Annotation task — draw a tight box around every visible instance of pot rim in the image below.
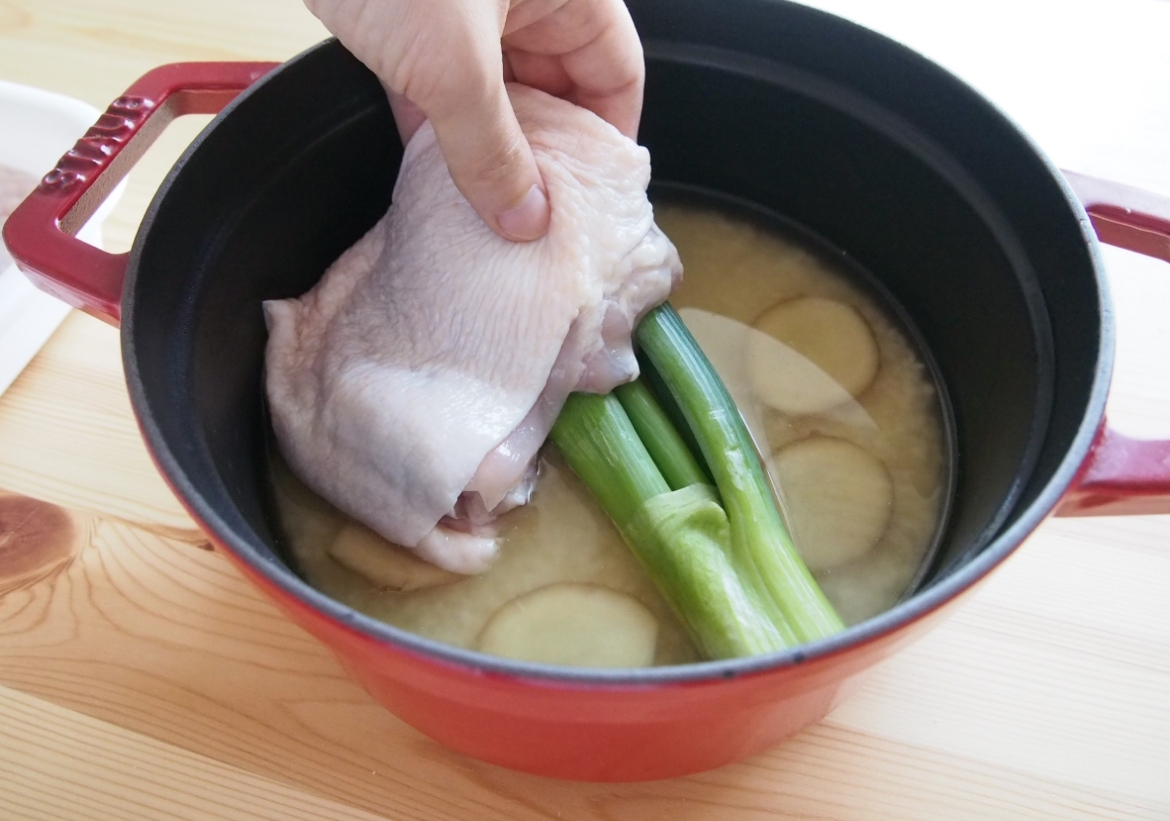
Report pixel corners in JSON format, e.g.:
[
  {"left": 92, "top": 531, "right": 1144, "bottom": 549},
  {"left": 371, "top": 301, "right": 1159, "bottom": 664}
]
[{"left": 121, "top": 35, "right": 1114, "bottom": 687}]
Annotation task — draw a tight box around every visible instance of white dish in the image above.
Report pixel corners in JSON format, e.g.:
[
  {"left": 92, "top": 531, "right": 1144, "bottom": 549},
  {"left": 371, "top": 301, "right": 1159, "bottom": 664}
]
[{"left": 0, "top": 79, "right": 126, "bottom": 397}]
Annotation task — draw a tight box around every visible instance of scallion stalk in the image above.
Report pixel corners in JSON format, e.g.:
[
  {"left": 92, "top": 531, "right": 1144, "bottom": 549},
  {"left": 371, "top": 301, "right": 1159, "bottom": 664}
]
[
  {"left": 635, "top": 304, "right": 844, "bottom": 643},
  {"left": 550, "top": 392, "right": 787, "bottom": 659},
  {"left": 614, "top": 380, "right": 709, "bottom": 492}
]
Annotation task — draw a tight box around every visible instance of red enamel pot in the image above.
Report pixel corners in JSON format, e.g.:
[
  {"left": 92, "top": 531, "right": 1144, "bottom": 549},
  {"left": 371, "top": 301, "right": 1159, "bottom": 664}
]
[{"left": 5, "top": 0, "right": 1170, "bottom": 782}]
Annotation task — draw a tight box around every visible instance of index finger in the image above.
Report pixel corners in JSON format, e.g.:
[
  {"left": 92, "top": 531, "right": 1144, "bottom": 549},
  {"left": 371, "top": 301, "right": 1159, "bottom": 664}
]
[{"left": 504, "top": 0, "right": 644, "bottom": 138}]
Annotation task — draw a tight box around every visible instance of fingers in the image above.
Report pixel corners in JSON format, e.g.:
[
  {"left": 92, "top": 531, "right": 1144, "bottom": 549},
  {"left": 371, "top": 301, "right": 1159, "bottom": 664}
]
[
  {"left": 559, "top": 7, "right": 644, "bottom": 138},
  {"left": 385, "top": 86, "right": 427, "bottom": 144},
  {"left": 418, "top": 56, "right": 550, "bottom": 242},
  {"left": 306, "top": 0, "right": 645, "bottom": 241},
  {"left": 503, "top": 50, "right": 575, "bottom": 99},
  {"left": 505, "top": 0, "right": 644, "bottom": 138},
  {"left": 306, "top": 0, "right": 549, "bottom": 242},
  {"left": 389, "top": 2, "right": 550, "bottom": 240}
]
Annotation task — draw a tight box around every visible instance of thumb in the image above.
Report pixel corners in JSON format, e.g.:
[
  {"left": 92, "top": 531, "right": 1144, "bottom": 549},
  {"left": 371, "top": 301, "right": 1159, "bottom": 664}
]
[{"left": 421, "top": 72, "right": 550, "bottom": 243}]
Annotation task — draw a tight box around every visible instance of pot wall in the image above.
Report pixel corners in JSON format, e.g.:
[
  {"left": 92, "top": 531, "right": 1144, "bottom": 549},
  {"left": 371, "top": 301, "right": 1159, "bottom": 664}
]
[
  {"left": 630, "top": 0, "right": 1104, "bottom": 577},
  {"left": 107, "top": 2, "right": 1111, "bottom": 781},
  {"left": 210, "top": 518, "right": 976, "bottom": 780}
]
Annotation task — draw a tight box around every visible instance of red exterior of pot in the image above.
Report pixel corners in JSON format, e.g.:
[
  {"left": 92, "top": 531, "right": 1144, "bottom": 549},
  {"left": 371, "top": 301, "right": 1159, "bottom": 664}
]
[
  {"left": 5, "top": 56, "right": 972, "bottom": 782},
  {"left": 205, "top": 512, "right": 964, "bottom": 781},
  {"left": 7, "top": 58, "right": 1170, "bottom": 782}
]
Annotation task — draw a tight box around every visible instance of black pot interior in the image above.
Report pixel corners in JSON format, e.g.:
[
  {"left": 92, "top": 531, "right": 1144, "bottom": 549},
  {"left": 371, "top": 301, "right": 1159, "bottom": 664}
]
[{"left": 124, "top": 0, "right": 1105, "bottom": 672}]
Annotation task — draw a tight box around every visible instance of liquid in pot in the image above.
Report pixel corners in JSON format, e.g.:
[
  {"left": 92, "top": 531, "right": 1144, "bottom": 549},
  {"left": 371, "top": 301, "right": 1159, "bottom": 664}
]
[{"left": 267, "top": 202, "right": 951, "bottom": 667}]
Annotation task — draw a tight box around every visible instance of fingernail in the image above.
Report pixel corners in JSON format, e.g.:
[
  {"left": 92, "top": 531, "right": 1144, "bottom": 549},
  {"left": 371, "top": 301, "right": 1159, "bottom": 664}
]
[{"left": 497, "top": 185, "right": 550, "bottom": 242}]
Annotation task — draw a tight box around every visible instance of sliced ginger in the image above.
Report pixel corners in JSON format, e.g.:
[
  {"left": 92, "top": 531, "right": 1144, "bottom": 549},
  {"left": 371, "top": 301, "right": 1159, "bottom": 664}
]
[
  {"left": 771, "top": 436, "right": 893, "bottom": 572},
  {"left": 329, "top": 524, "right": 462, "bottom": 591},
  {"left": 476, "top": 583, "right": 659, "bottom": 668},
  {"left": 748, "top": 296, "right": 880, "bottom": 415}
]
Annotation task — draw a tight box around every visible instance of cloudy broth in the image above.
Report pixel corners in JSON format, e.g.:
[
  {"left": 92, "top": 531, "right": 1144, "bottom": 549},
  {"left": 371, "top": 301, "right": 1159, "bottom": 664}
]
[{"left": 268, "top": 201, "right": 951, "bottom": 666}]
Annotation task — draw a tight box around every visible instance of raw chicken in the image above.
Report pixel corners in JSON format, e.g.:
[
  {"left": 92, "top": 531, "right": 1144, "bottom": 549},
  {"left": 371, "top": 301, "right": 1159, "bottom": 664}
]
[{"left": 264, "top": 85, "right": 681, "bottom": 574}]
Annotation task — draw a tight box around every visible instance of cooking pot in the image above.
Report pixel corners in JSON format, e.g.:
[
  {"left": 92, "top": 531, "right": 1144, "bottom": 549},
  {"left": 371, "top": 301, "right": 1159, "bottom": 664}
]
[{"left": 5, "top": 0, "right": 1170, "bottom": 782}]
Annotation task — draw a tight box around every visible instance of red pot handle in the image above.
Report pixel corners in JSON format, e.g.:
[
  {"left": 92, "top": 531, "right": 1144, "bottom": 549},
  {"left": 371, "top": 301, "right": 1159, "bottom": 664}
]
[
  {"left": 1, "top": 62, "right": 278, "bottom": 327},
  {"left": 1056, "top": 171, "right": 1170, "bottom": 516}
]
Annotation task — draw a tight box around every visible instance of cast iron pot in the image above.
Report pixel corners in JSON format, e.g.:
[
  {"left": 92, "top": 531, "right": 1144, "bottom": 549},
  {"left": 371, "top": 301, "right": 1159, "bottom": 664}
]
[{"left": 6, "top": 0, "right": 1170, "bottom": 782}]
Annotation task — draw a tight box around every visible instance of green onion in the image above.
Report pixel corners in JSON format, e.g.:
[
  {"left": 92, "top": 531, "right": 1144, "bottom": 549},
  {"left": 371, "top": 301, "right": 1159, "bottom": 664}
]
[
  {"left": 548, "top": 389, "right": 667, "bottom": 528},
  {"left": 550, "top": 302, "right": 843, "bottom": 660},
  {"left": 550, "top": 392, "right": 787, "bottom": 659},
  {"left": 614, "top": 380, "right": 709, "bottom": 491},
  {"left": 636, "top": 304, "right": 844, "bottom": 643}
]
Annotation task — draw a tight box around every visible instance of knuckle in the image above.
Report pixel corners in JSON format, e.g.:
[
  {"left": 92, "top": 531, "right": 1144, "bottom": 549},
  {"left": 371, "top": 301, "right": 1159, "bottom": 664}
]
[{"left": 470, "top": 135, "right": 530, "bottom": 192}]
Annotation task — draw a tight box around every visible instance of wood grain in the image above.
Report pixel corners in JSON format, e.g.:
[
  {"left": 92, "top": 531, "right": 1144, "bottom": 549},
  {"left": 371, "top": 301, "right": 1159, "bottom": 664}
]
[
  {"left": 2, "top": 0, "right": 1170, "bottom": 819},
  {"left": 0, "top": 508, "right": 1165, "bottom": 820},
  {"left": 0, "top": 313, "right": 200, "bottom": 537},
  {"left": 0, "top": 685, "right": 389, "bottom": 821},
  {"left": 0, "top": 492, "right": 81, "bottom": 593}
]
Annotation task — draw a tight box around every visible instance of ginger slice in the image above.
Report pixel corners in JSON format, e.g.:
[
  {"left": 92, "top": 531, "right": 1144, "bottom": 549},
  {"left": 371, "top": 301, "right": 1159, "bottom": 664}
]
[
  {"left": 329, "top": 524, "right": 462, "bottom": 591},
  {"left": 477, "top": 583, "right": 658, "bottom": 668},
  {"left": 771, "top": 436, "right": 893, "bottom": 571},
  {"left": 748, "top": 297, "right": 880, "bottom": 415}
]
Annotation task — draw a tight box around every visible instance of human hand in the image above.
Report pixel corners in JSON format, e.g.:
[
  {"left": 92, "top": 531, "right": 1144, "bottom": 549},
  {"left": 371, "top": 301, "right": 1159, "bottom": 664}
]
[{"left": 304, "top": 0, "right": 645, "bottom": 242}]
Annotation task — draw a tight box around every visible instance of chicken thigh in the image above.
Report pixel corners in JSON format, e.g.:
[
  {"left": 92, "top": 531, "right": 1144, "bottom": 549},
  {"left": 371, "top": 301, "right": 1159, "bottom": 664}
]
[{"left": 264, "top": 85, "right": 681, "bottom": 574}]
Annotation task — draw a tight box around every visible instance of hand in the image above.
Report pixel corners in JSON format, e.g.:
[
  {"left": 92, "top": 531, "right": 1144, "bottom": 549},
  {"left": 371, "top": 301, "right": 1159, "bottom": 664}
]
[{"left": 304, "top": 0, "right": 645, "bottom": 242}]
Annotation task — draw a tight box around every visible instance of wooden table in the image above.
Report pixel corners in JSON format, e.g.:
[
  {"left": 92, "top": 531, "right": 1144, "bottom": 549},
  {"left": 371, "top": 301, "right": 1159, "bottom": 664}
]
[{"left": 2, "top": 1, "right": 1168, "bottom": 818}]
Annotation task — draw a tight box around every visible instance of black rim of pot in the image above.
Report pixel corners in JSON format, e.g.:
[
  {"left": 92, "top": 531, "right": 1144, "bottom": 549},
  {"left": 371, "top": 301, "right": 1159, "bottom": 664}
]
[{"left": 121, "top": 34, "right": 1112, "bottom": 686}]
